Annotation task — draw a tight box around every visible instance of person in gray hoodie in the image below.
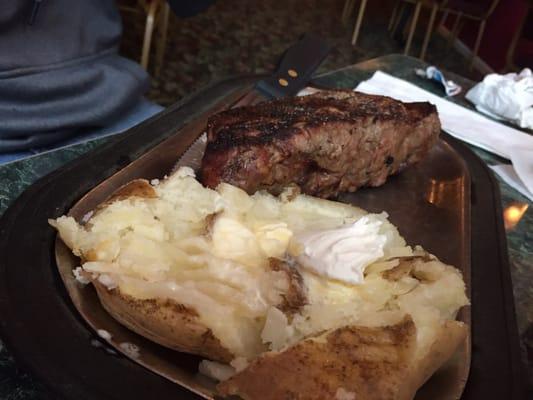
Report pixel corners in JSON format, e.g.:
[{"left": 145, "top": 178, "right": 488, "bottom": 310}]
[{"left": 0, "top": 0, "right": 213, "bottom": 164}]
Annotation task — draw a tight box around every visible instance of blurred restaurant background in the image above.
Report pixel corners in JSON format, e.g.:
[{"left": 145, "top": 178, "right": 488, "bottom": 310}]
[{"left": 117, "top": 0, "right": 532, "bottom": 106}]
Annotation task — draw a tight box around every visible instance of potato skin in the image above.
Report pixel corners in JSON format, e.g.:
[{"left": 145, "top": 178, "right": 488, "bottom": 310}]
[
  {"left": 85, "top": 179, "right": 235, "bottom": 363},
  {"left": 218, "top": 316, "right": 467, "bottom": 400},
  {"left": 93, "top": 281, "right": 234, "bottom": 363},
  {"left": 403, "top": 320, "right": 468, "bottom": 398}
]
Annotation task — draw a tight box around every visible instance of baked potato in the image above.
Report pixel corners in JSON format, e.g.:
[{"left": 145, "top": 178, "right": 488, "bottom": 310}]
[{"left": 50, "top": 167, "right": 469, "bottom": 399}]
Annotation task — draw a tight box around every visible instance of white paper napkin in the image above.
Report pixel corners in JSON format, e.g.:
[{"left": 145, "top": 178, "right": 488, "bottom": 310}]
[
  {"left": 489, "top": 164, "right": 533, "bottom": 202},
  {"left": 510, "top": 148, "right": 533, "bottom": 194},
  {"left": 355, "top": 71, "right": 533, "bottom": 197}
]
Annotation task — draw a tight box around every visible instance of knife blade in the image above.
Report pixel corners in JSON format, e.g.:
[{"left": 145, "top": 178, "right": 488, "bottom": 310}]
[{"left": 175, "top": 33, "right": 331, "bottom": 169}]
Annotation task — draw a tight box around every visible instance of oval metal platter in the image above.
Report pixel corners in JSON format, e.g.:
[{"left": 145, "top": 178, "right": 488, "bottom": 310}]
[{"left": 54, "top": 86, "right": 471, "bottom": 400}]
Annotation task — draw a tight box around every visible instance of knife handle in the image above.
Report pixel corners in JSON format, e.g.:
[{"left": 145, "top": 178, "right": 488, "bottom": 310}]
[{"left": 256, "top": 33, "right": 331, "bottom": 99}]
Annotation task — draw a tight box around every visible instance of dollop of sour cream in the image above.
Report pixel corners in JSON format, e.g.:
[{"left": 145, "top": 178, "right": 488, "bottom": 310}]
[{"left": 294, "top": 216, "right": 388, "bottom": 284}]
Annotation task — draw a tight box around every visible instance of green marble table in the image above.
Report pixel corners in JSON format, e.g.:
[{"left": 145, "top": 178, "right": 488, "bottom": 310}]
[{"left": 0, "top": 55, "right": 531, "bottom": 398}]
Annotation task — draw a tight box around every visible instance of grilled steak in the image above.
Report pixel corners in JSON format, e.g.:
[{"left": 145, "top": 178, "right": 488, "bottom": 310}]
[{"left": 200, "top": 90, "right": 440, "bottom": 198}]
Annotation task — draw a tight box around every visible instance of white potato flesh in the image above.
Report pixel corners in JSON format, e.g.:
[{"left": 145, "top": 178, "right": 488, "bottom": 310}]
[{"left": 51, "top": 167, "right": 468, "bottom": 360}]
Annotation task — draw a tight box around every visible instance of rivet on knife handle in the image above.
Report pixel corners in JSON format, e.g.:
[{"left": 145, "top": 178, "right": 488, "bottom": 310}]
[{"left": 256, "top": 33, "right": 331, "bottom": 99}]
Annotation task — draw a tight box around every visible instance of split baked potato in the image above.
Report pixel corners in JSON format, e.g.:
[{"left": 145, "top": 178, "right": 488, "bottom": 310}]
[{"left": 50, "top": 167, "right": 469, "bottom": 400}]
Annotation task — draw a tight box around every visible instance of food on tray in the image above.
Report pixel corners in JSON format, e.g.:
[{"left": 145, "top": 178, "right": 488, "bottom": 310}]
[
  {"left": 200, "top": 90, "right": 441, "bottom": 198},
  {"left": 50, "top": 167, "right": 468, "bottom": 400}
]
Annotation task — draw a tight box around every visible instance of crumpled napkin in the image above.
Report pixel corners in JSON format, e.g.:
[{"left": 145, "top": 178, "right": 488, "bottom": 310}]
[{"left": 466, "top": 68, "right": 533, "bottom": 129}]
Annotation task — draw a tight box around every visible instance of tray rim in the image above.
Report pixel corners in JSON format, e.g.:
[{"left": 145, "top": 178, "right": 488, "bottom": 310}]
[{"left": 0, "top": 76, "right": 525, "bottom": 400}]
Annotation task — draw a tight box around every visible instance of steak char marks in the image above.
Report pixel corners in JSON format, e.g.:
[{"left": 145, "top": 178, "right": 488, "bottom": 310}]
[{"left": 200, "top": 90, "right": 440, "bottom": 198}]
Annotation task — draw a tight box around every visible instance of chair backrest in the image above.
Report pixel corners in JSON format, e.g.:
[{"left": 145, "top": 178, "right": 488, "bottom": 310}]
[
  {"left": 443, "top": 0, "right": 501, "bottom": 20},
  {"left": 485, "top": 0, "right": 501, "bottom": 18}
]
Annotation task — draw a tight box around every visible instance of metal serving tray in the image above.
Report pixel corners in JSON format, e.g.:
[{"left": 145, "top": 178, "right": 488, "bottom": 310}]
[
  {"left": 0, "top": 76, "right": 525, "bottom": 400},
  {"left": 56, "top": 85, "right": 470, "bottom": 399}
]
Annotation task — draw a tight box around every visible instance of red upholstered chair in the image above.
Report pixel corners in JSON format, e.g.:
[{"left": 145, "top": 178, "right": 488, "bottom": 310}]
[
  {"left": 387, "top": 0, "right": 447, "bottom": 59},
  {"left": 344, "top": 0, "right": 445, "bottom": 58},
  {"left": 345, "top": 0, "right": 500, "bottom": 69},
  {"left": 505, "top": 0, "right": 533, "bottom": 71},
  {"left": 389, "top": 0, "right": 500, "bottom": 66},
  {"left": 438, "top": 0, "right": 501, "bottom": 68}
]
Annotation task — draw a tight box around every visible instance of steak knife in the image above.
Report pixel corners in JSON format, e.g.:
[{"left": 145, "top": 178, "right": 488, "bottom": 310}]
[{"left": 176, "top": 33, "right": 331, "bottom": 168}]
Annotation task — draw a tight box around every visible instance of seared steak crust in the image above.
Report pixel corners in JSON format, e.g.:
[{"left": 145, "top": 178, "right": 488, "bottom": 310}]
[{"left": 200, "top": 90, "right": 440, "bottom": 198}]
